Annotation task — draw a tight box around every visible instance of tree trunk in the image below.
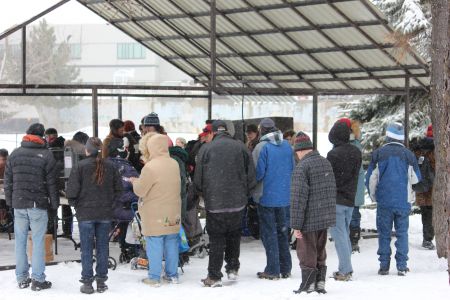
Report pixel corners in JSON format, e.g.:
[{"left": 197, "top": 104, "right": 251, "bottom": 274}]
[{"left": 430, "top": 0, "right": 450, "bottom": 284}]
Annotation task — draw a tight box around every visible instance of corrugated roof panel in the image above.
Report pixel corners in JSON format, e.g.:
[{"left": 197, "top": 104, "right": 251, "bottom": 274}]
[
  {"left": 270, "top": 75, "right": 299, "bottom": 80},
  {"left": 141, "top": 0, "right": 181, "bottom": 15},
  {"left": 195, "top": 15, "right": 240, "bottom": 34},
  {"left": 408, "top": 69, "right": 427, "bottom": 74},
  {"left": 302, "top": 74, "right": 334, "bottom": 80},
  {"left": 279, "top": 54, "right": 324, "bottom": 71},
  {"left": 322, "top": 27, "right": 371, "bottom": 46},
  {"left": 247, "top": 56, "right": 290, "bottom": 72},
  {"left": 111, "top": 1, "right": 151, "bottom": 18},
  {"left": 187, "top": 58, "right": 212, "bottom": 73},
  {"left": 379, "top": 78, "right": 405, "bottom": 88},
  {"left": 169, "top": 18, "right": 209, "bottom": 35},
  {"left": 279, "top": 82, "right": 312, "bottom": 89},
  {"left": 164, "top": 39, "right": 206, "bottom": 56},
  {"left": 247, "top": 0, "right": 284, "bottom": 6},
  {"left": 216, "top": 0, "right": 247, "bottom": 10},
  {"left": 345, "top": 80, "right": 383, "bottom": 89},
  {"left": 227, "top": 12, "right": 274, "bottom": 31},
  {"left": 261, "top": 8, "right": 309, "bottom": 28},
  {"left": 219, "top": 57, "right": 258, "bottom": 73},
  {"left": 311, "top": 81, "right": 347, "bottom": 90},
  {"left": 195, "top": 39, "right": 234, "bottom": 55},
  {"left": 170, "top": 59, "right": 202, "bottom": 76},
  {"left": 348, "top": 49, "right": 397, "bottom": 67},
  {"left": 335, "top": 72, "right": 370, "bottom": 78},
  {"left": 287, "top": 31, "right": 334, "bottom": 49},
  {"left": 371, "top": 70, "right": 406, "bottom": 76},
  {"left": 254, "top": 34, "right": 299, "bottom": 52},
  {"left": 248, "top": 82, "right": 280, "bottom": 88},
  {"left": 360, "top": 25, "right": 391, "bottom": 45},
  {"left": 386, "top": 49, "right": 419, "bottom": 66},
  {"left": 139, "top": 20, "right": 178, "bottom": 37},
  {"left": 171, "top": 0, "right": 209, "bottom": 14},
  {"left": 88, "top": 3, "right": 126, "bottom": 20},
  {"left": 417, "top": 77, "right": 431, "bottom": 85},
  {"left": 334, "top": 1, "right": 378, "bottom": 22},
  {"left": 142, "top": 40, "right": 177, "bottom": 56},
  {"left": 221, "top": 36, "right": 265, "bottom": 53},
  {"left": 242, "top": 76, "right": 268, "bottom": 80},
  {"left": 312, "top": 52, "right": 361, "bottom": 69},
  {"left": 116, "top": 22, "right": 150, "bottom": 39},
  {"left": 296, "top": 4, "right": 346, "bottom": 25}
]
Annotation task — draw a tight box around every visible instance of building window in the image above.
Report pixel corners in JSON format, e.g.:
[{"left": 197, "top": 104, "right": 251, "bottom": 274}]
[
  {"left": 117, "top": 43, "right": 146, "bottom": 59},
  {"left": 69, "top": 43, "right": 81, "bottom": 60}
]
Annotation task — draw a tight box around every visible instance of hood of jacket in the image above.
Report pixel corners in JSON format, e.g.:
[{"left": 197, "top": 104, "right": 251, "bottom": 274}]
[
  {"left": 169, "top": 146, "right": 188, "bottom": 163},
  {"left": 328, "top": 122, "right": 350, "bottom": 146},
  {"left": 49, "top": 136, "right": 65, "bottom": 148},
  {"left": 260, "top": 130, "right": 283, "bottom": 146},
  {"left": 21, "top": 135, "right": 46, "bottom": 148},
  {"left": 147, "top": 134, "right": 170, "bottom": 161}
]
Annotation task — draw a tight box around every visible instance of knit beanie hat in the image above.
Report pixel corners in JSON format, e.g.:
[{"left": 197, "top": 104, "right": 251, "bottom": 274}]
[
  {"left": 143, "top": 112, "right": 160, "bottom": 126},
  {"left": 386, "top": 122, "right": 405, "bottom": 142},
  {"left": 294, "top": 131, "right": 313, "bottom": 152},
  {"left": 337, "top": 118, "right": 352, "bottom": 129},
  {"left": 85, "top": 137, "right": 102, "bottom": 155},
  {"left": 26, "top": 123, "right": 45, "bottom": 137},
  {"left": 260, "top": 118, "right": 275, "bottom": 130},
  {"left": 123, "top": 120, "right": 136, "bottom": 133},
  {"left": 212, "top": 120, "right": 228, "bottom": 132},
  {"left": 426, "top": 124, "right": 433, "bottom": 138}
]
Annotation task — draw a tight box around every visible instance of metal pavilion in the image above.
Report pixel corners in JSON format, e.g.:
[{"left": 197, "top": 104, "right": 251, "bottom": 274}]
[{"left": 0, "top": 0, "right": 430, "bottom": 147}]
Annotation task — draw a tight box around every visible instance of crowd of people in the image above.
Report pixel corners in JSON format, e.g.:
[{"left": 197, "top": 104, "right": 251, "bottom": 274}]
[{"left": 0, "top": 113, "right": 436, "bottom": 294}]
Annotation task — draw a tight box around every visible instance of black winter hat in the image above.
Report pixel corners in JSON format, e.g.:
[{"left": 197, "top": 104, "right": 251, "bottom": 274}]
[
  {"left": 73, "top": 131, "right": 89, "bottom": 145},
  {"left": 212, "top": 120, "right": 227, "bottom": 132},
  {"left": 108, "top": 137, "right": 125, "bottom": 157},
  {"left": 26, "top": 123, "right": 45, "bottom": 137},
  {"left": 44, "top": 128, "right": 58, "bottom": 135},
  {"left": 143, "top": 112, "right": 160, "bottom": 126}
]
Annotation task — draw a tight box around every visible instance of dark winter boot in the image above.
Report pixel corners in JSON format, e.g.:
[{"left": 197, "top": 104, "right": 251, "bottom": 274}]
[
  {"left": 293, "top": 268, "right": 317, "bottom": 294},
  {"left": 96, "top": 278, "right": 108, "bottom": 293},
  {"left": 350, "top": 228, "right": 361, "bottom": 253},
  {"left": 31, "top": 279, "right": 52, "bottom": 291},
  {"left": 79, "top": 279, "right": 94, "bottom": 294},
  {"left": 315, "top": 266, "right": 327, "bottom": 294}
]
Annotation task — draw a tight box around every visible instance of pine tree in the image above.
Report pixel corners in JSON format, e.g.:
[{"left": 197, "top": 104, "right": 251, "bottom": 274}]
[
  {"left": 1, "top": 19, "right": 80, "bottom": 128},
  {"left": 345, "top": 0, "right": 431, "bottom": 154}
]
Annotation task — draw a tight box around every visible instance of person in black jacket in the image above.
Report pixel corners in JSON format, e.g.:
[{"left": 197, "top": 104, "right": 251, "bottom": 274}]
[
  {"left": 195, "top": 120, "right": 256, "bottom": 287},
  {"left": 326, "top": 121, "right": 362, "bottom": 281},
  {"left": 4, "top": 123, "right": 59, "bottom": 291},
  {"left": 66, "top": 137, "right": 122, "bottom": 294}
]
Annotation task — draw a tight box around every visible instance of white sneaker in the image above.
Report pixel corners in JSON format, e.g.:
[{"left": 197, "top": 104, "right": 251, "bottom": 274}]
[
  {"left": 163, "top": 276, "right": 179, "bottom": 284},
  {"left": 142, "top": 278, "right": 161, "bottom": 287},
  {"left": 227, "top": 271, "right": 239, "bottom": 281}
]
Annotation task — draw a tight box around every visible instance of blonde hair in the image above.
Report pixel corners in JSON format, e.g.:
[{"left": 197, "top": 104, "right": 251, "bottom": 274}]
[
  {"left": 351, "top": 120, "right": 361, "bottom": 140},
  {"left": 139, "top": 132, "right": 157, "bottom": 163}
]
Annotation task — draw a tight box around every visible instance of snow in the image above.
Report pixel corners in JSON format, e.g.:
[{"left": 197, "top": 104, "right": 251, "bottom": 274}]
[{"left": 0, "top": 212, "right": 448, "bottom": 300}]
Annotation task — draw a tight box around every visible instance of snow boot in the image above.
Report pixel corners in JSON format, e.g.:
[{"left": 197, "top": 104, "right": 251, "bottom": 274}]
[
  {"left": 96, "top": 278, "right": 108, "bottom": 293},
  {"left": 293, "top": 268, "right": 317, "bottom": 294},
  {"left": 397, "top": 268, "right": 410, "bottom": 276},
  {"left": 201, "top": 277, "right": 222, "bottom": 287},
  {"left": 18, "top": 278, "right": 31, "bottom": 289},
  {"left": 257, "top": 271, "right": 280, "bottom": 280},
  {"left": 315, "top": 266, "right": 327, "bottom": 294},
  {"left": 350, "top": 228, "right": 361, "bottom": 253},
  {"left": 79, "top": 279, "right": 94, "bottom": 294},
  {"left": 31, "top": 279, "right": 52, "bottom": 291},
  {"left": 422, "top": 240, "right": 435, "bottom": 250}
]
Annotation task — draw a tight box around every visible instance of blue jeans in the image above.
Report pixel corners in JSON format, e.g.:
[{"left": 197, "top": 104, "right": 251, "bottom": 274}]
[
  {"left": 350, "top": 206, "right": 361, "bottom": 230},
  {"left": 376, "top": 207, "right": 409, "bottom": 271},
  {"left": 258, "top": 205, "right": 292, "bottom": 276},
  {"left": 14, "top": 208, "right": 48, "bottom": 283},
  {"left": 330, "top": 205, "right": 354, "bottom": 274},
  {"left": 145, "top": 234, "right": 179, "bottom": 281},
  {"left": 79, "top": 221, "right": 111, "bottom": 281}
]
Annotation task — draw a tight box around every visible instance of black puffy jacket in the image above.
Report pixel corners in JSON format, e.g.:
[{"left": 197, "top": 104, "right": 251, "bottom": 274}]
[
  {"left": 326, "top": 122, "right": 362, "bottom": 207},
  {"left": 4, "top": 135, "right": 59, "bottom": 210},
  {"left": 194, "top": 132, "right": 256, "bottom": 212}
]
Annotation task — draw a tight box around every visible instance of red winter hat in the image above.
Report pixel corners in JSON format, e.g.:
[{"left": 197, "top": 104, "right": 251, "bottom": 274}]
[
  {"left": 199, "top": 124, "right": 213, "bottom": 137},
  {"left": 337, "top": 118, "right": 352, "bottom": 129},
  {"left": 123, "top": 120, "right": 135, "bottom": 133},
  {"left": 426, "top": 124, "right": 433, "bottom": 138}
]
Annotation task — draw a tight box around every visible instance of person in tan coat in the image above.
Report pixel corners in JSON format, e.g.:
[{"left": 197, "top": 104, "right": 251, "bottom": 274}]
[{"left": 131, "top": 133, "right": 181, "bottom": 287}]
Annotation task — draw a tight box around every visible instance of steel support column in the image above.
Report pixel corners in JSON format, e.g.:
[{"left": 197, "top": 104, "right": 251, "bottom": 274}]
[
  {"left": 209, "top": 0, "right": 216, "bottom": 120},
  {"left": 118, "top": 95, "right": 123, "bottom": 120},
  {"left": 313, "top": 94, "right": 318, "bottom": 150},
  {"left": 22, "top": 27, "right": 26, "bottom": 94},
  {"left": 92, "top": 88, "right": 99, "bottom": 137},
  {"left": 405, "top": 76, "right": 410, "bottom": 147}
]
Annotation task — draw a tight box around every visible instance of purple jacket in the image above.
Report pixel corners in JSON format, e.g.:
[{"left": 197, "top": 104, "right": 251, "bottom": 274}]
[{"left": 109, "top": 157, "right": 139, "bottom": 221}]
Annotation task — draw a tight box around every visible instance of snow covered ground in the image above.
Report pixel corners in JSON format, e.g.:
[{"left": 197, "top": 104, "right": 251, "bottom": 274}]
[{"left": 0, "top": 211, "right": 448, "bottom": 300}]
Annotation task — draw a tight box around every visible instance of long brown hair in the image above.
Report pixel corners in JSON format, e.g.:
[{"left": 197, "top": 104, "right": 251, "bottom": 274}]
[{"left": 86, "top": 137, "right": 105, "bottom": 185}]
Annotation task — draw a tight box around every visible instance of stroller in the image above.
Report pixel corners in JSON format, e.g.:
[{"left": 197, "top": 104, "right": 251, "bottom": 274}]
[{"left": 124, "top": 203, "right": 191, "bottom": 271}]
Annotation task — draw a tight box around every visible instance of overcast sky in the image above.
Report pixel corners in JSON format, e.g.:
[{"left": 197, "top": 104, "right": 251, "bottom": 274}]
[{"left": 0, "top": 0, "right": 104, "bottom": 33}]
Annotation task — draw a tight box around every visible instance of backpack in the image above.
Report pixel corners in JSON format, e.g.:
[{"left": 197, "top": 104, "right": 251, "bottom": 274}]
[{"left": 412, "top": 155, "right": 434, "bottom": 193}]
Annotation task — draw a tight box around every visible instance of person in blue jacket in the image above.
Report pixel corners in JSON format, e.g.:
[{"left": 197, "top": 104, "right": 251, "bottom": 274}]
[
  {"left": 365, "top": 122, "right": 421, "bottom": 276},
  {"left": 253, "top": 118, "right": 294, "bottom": 280}
]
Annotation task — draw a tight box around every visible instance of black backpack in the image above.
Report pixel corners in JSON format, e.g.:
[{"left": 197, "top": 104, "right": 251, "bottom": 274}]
[{"left": 412, "top": 155, "right": 434, "bottom": 193}]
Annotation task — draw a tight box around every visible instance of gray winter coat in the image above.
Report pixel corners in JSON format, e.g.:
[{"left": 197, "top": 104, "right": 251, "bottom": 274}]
[
  {"left": 194, "top": 132, "right": 256, "bottom": 212},
  {"left": 4, "top": 136, "right": 59, "bottom": 210},
  {"left": 290, "top": 151, "right": 336, "bottom": 232}
]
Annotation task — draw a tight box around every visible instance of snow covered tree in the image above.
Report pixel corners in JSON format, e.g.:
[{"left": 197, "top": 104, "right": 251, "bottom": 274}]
[
  {"left": 429, "top": 0, "right": 450, "bottom": 284},
  {"left": 0, "top": 19, "right": 80, "bottom": 128}
]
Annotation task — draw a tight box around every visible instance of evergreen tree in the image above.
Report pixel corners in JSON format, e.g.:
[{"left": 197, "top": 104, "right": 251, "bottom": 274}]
[
  {"left": 1, "top": 19, "right": 80, "bottom": 128},
  {"left": 345, "top": 0, "right": 431, "bottom": 155}
]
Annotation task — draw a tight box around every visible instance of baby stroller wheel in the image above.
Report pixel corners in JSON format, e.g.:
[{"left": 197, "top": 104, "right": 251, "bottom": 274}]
[
  {"left": 108, "top": 257, "right": 117, "bottom": 270},
  {"left": 196, "top": 247, "right": 208, "bottom": 259},
  {"left": 130, "top": 257, "right": 139, "bottom": 270}
]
